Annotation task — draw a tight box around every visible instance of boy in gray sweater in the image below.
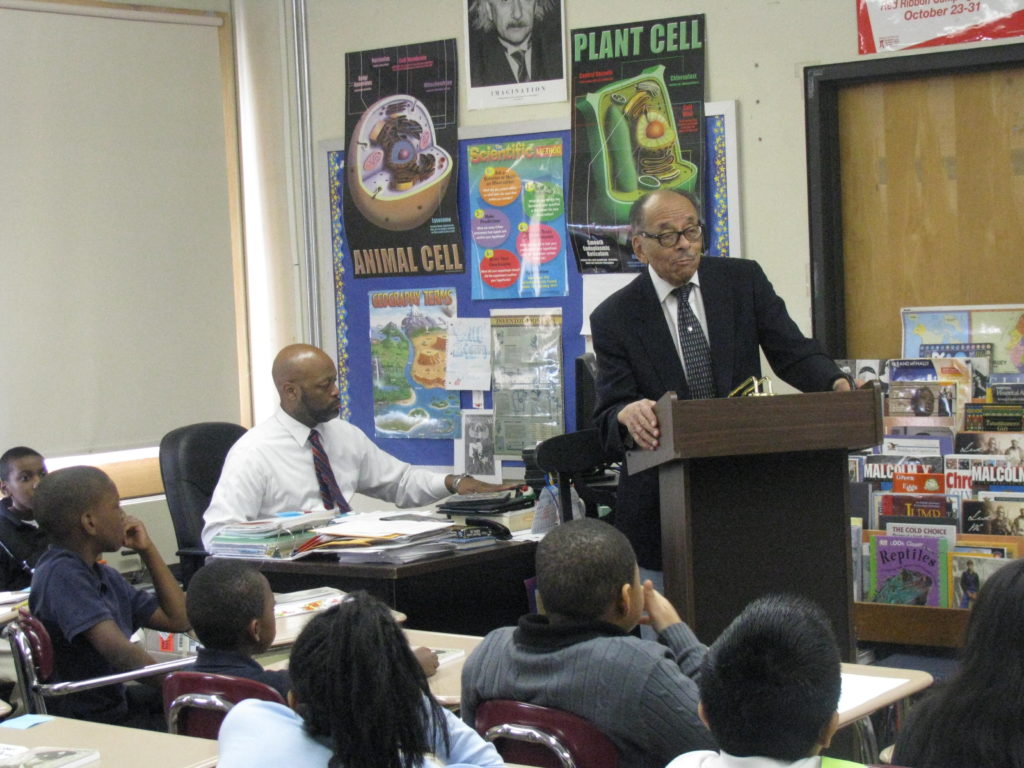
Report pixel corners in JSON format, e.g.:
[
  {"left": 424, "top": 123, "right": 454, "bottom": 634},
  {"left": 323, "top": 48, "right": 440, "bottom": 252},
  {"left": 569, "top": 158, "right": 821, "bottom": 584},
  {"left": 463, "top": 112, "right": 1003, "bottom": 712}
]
[{"left": 460, "top": 518, "right": 715, "bottom": 768}]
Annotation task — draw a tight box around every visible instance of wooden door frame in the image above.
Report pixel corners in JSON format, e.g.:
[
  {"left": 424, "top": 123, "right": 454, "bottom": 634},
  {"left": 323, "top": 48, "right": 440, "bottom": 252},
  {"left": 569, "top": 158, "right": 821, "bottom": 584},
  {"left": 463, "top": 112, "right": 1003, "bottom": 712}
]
[{"left": 804, "top": 42, "right": 1024, "bottom": 358}]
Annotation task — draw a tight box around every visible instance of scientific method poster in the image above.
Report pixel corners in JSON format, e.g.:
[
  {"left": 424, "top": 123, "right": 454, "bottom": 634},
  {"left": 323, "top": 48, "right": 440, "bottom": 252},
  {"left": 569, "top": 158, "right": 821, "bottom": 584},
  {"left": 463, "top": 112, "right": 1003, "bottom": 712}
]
[
  {"left": 344, "top": 39, "right": 464, "bottom": 279},
  {"left": 465, "top": 136, "right": 569, "bottom": 300},
  {"left": 567, "top": 15, "right": 706, "bottom": 273},
  {"left": 368, "top": 287, "right": 461, "bottom": 440}
]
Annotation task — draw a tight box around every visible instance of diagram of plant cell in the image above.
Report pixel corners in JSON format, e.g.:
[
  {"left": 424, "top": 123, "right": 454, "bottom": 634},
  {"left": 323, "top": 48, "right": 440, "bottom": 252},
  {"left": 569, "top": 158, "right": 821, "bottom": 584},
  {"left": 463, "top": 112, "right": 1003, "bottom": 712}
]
[
  {"left": 347, "top": 95, "right": 453, "bottom": 231},
  {"left": 576, "top": 65, "right": 698, "bottom": 222}
]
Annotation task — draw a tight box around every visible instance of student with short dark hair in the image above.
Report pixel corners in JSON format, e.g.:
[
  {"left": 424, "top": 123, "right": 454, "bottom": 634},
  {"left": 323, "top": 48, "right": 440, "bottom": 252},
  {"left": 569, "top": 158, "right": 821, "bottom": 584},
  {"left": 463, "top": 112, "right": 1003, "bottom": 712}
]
[
  {"left": 217, "top": 591, "right": 503, "bottom": 768},
  {"left": 667, "top": 594, "right": 856, "bottom": 768},
  {"left": 186, "top": 559, "right": 290, "bottom": 699},
  {"left": 893, "top": 558, "right": 1024, "bottom": 768},
  {"left": 461, "top": 518, "right": 715, "bottom": 768},
  {"left": 29, "top": 466, "right": 190, "bottom": 729},
  {"left": 0, "top": 446, "right": 50, "bottom": 590}
]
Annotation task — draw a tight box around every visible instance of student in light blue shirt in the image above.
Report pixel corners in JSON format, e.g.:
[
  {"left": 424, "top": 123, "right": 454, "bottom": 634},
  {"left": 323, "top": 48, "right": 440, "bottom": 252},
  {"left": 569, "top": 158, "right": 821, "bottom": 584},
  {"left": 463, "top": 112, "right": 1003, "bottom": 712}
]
[{"left": 218, "top": 591, "right": 502, "bottom": 768}]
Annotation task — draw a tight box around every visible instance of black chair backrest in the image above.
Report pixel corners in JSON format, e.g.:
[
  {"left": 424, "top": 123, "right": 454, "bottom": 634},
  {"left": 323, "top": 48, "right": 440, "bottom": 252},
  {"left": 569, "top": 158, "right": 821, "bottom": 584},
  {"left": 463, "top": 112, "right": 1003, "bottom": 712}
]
[
  {"left": 575, "top": 353, "right": 599, "bottom": 431},
  {"left": 535, "top": 429, "right": 617, "bottom": 522},
  {"left": 159, "top": 421, "right": 246, "bottom": 561}
]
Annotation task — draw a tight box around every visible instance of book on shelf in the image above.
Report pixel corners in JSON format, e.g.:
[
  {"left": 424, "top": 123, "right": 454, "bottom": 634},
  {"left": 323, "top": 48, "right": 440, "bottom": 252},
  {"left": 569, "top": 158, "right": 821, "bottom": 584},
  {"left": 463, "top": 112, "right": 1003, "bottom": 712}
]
[
  {"left": 886, "top": 381, "right": 956, "bottom": 419},
  {"left": 989, "top": 382, "right": 1024, "bottom": 404},
  {"left": 963, "top": 403, "right": 1024, "bottom": 432},
  {"left": 948, "top": 551, "right": 1012, "bottom": 609},
  {"left": 919, "top": 342, "right": 993, "bottom": 399},
  {"left": 869, "top": 535, "right": 949, "bottom": 607},
  {"left": 944, "top": 453, "right": 1024, "bottom": 497},
  {"left": 891, "top": 470, "right": 945, "bottom": 494},
  {"left": 882, "top": 517, "right": 957, "bottom": 544},
  {"left": 871, "top": 492, "right": 960, "bottom": 530},
  {"left": 886, "top": 357, "right": 973, "bottom": 420},
  {"left": 864, "top": 454, "right": 944, "bottom": 490},
  {"left": 961, "top": 498, "right": 1024, "bottom": 536},
  {"left": 848, "top": 455, "right": 865, "bottom": 483},
  {"left": 953, "top": 431, "right": 1024, "bottom": 456},
  {"left": 876, "top": 435, "right": 944, "bottom": 457}
]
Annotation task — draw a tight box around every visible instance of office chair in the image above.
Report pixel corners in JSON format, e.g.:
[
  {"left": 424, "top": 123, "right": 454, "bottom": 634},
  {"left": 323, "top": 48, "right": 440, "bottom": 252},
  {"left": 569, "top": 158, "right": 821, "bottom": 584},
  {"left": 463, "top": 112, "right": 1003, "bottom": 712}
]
[
  {"left": 163, "top": 671, "right": 286, "bottom": 739},
  {"left": 4, "top": 609, "right": 194, "bottom": 715},
  {"left": 535, "top": 429, "right": 618, "bottom": 523},
  {"left": 159, "top": 421, "right": 247, "bottom": 586},
  {"left": 475, "top": 699, "right": 619, "bottom": 768}
]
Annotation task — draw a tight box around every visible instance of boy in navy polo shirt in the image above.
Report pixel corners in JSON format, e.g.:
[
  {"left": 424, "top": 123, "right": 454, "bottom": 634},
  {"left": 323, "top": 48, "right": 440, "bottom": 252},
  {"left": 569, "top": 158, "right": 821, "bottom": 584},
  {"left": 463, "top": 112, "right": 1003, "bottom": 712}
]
[
  {"left": 186, "top": 559, "right": 291, "bottom": 700},
  {"left": 29, "top": 466, "right": 190, "bottom": 729},
  {"left": 0, "top": 446, "right": 50, "bottom": 590}
]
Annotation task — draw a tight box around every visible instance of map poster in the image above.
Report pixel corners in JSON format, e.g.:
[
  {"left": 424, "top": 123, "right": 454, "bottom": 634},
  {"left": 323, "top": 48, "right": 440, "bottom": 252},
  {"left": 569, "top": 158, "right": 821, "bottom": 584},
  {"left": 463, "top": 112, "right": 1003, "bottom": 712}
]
[
  {"left": 368, "top": 288, "right": 461, "bottom": 440},
  {"left": 465, "top": 136, "right": 569, "bottom": 300},
  {"left": 567, "top": 15, "right": 706, "bottom": 273},
  {"left": 902, "top": 305, "right": 1024, "bottom": 374},
  {"left": 344, "top": 39, "right": 464, "bottom": 279},
  {"left": 491, "top": 311, "right": 564, "bottom": 455}
]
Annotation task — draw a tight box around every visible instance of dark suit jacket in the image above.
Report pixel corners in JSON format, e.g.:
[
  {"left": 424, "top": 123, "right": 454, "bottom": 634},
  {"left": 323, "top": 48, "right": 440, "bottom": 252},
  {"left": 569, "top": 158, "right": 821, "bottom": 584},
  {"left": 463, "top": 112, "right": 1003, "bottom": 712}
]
[
  {"left": 469, "top": 24, "right": 562, "bottom": 87},
  {"left": 590, "top": 258, "right": 842, "bottom": 569}
]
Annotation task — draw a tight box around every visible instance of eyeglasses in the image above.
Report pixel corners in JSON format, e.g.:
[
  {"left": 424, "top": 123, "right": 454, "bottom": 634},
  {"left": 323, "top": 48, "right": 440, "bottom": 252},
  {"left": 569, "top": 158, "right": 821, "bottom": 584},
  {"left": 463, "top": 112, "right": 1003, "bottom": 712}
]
[{"left": 639, "top": 225, "right": 703, "bottom": 248}]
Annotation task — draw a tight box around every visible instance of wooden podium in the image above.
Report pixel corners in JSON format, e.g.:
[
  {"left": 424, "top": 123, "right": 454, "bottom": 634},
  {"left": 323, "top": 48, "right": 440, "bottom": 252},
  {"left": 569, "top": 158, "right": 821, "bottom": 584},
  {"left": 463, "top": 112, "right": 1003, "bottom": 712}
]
[{"left": 627, "top": 386, "right": 882, "bottom": 660}]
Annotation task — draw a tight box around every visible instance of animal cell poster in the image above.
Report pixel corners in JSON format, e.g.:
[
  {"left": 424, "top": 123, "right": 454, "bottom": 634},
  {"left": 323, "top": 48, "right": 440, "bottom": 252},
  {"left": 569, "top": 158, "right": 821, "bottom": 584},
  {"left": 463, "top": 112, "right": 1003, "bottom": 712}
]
[
  {"left": 344, "top": 39, "right": 465, "bottom": 279},
  {"left": 567, "top": 15, "right": 707, "bottom": 273},
  {"left": 465, "top": 136, "right": 569, "bottom": 300},
  {"left": 368, "top": 288, "right": 461, "bottom": 440}
]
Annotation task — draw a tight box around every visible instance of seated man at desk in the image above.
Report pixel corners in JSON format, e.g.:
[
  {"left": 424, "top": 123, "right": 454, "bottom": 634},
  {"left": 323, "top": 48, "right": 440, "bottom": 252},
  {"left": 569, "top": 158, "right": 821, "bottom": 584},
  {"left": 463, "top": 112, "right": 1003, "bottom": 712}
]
[
  {"left": 460, "top": 518, "right": 715, "bottom": 768},
  {"left": 202, "top": 344, "right": 510, "bottom": 548}
]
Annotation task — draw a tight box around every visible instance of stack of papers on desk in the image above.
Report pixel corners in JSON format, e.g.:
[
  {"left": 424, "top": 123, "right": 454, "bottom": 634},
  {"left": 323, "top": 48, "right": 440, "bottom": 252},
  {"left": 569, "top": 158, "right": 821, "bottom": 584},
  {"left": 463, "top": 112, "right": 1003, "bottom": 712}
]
[
  {"left": 291, "top": 512, "right": 458, "bottom": 562},
  {"left": 210, "top": 510, "right": 337, "bottom": 559}
]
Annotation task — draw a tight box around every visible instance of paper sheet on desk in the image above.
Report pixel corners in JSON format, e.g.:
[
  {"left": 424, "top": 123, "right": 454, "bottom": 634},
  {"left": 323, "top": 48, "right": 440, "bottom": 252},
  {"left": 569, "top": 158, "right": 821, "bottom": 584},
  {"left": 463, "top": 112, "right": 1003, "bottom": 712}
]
[{"left": 838, "top": 673, "right": 909, "bottom": 715}]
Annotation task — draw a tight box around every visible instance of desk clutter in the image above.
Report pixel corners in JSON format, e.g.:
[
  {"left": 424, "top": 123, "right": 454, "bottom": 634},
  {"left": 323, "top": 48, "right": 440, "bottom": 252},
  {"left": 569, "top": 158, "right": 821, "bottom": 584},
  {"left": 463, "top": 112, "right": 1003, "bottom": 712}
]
[{"left": 206, "top": 488, "right": 537, "bottom": 564}]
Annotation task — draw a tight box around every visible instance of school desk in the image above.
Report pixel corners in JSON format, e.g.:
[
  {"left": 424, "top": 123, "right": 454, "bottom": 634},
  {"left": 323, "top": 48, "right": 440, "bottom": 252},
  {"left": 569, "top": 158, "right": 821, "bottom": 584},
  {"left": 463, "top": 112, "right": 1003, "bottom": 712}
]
[
  {"left": 0, "top": 715, "right": 218, "bottom": 767},
  {"left": 254, "top": 540, "right": 536, "bottom": 635},
  {"left": 838, "top": 662, "right": 933, "bottom": 763}
]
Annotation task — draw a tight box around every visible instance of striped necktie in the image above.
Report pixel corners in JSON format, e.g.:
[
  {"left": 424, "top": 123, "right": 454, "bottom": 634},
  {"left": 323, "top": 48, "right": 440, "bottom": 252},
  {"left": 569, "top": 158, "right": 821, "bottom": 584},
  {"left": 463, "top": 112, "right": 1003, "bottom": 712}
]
[
  {"left": 673, "top": 283, "right": 716, "bottom": 399},
  {"left": 511, "top": 50, "right": 527, "bottom": 82},
  {"left": 308, "top": 429, "right": 351, "bottom": 512}
]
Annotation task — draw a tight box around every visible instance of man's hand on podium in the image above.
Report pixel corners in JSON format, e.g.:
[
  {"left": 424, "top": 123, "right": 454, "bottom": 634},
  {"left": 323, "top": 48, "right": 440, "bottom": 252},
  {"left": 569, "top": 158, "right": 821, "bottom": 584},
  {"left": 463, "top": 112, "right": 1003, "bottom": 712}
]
[{"left": 618, "top": 398, "right": 661, "bottom": 450}]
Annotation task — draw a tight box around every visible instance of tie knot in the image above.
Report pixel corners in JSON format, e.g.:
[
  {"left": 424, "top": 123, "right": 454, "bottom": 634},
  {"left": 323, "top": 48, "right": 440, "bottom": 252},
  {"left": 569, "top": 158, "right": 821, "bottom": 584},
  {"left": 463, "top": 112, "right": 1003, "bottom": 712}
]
[
  {"left": 309, "top": 429, "right": 322, "bottom": 446},
  {"left": 674, "top": 283, "right": 693, "bottom": 300}
]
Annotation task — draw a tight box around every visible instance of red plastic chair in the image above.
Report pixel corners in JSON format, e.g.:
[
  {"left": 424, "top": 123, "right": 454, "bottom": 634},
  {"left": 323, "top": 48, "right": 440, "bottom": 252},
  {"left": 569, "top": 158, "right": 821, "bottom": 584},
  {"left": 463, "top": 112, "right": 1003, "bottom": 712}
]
[
  {"left": 163, "top": 671, "right": 285, "bottom": 739},
  {"left": 4, "top": 608, "right": 194, "bottom": 715},
  {"left": 475, "top": 699, "right": 620, "bottom": 768}
]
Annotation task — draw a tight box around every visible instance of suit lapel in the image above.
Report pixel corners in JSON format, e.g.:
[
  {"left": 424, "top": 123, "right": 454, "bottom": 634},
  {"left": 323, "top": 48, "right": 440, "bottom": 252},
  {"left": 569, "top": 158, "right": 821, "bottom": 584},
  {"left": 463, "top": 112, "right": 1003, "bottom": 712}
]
[
  {"left": 699, "top": 260, "right": 735, "bottom": 395},
  {"left": 632, "top": 272, "right": 688, "bottom": 397}
]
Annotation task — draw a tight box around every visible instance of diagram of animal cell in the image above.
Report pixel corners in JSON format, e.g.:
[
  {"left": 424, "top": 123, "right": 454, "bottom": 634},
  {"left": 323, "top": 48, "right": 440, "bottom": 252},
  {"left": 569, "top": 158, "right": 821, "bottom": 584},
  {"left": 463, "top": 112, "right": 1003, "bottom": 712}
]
[{"left": 347, "top": 95, "right": 453, "bottom": 231}]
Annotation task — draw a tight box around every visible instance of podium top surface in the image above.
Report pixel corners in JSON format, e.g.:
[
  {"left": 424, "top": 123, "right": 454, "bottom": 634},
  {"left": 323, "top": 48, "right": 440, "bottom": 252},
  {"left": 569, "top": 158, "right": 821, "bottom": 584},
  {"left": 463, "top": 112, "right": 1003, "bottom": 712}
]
[{"left": 627, "top": 387, "right": 882, "bottom": 473}]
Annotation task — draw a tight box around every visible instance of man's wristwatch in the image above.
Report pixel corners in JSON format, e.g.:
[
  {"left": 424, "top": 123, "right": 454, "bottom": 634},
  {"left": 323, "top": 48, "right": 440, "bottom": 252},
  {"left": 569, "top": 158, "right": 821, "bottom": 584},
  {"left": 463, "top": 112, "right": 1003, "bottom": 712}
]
[{"left": 446, "top": 473, "right": 471, "bottom": 494}]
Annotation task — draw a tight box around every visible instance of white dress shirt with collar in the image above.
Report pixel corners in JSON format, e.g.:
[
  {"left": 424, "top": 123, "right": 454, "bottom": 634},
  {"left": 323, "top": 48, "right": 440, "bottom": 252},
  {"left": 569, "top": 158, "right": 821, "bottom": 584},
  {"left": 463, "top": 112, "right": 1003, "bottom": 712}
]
[{"left": 201, "top": 407, "right": 448, "bottom": 548}]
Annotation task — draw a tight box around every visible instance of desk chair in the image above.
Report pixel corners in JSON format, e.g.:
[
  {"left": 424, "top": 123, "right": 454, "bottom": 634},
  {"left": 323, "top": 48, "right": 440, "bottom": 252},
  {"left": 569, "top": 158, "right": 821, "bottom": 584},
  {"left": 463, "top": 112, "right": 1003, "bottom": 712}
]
[
  {"left": 535, "top": 429, "right": 618, "bottom": 523},
  {"left": 4, "top": 610, "right": 194, "bottom": 715},
  {"left": 475, "top": 699, "right": 619, "bottom": 768},
  {"left": 163, "top": 671, "right": 285, "bottom": 739},
  {"left": 159, "top": 421, "right": 247, "bottom": 586}
]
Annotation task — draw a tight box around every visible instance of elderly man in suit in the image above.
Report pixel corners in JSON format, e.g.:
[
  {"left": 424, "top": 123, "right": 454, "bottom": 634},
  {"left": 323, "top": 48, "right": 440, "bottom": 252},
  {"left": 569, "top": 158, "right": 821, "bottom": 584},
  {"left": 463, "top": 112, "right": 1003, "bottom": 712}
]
[
  {"left": 590, "top": 189, "right": 851, "bottom": 587},
  {"left": 468, "top": 0, "right": 562, "bottom": 87}
]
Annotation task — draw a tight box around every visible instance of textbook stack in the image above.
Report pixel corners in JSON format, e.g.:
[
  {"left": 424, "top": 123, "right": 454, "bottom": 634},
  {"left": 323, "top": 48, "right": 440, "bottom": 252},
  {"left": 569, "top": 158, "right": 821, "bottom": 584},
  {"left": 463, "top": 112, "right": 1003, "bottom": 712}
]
[{"left": 208, "top": 510, "right": 337, "bottom": 559}]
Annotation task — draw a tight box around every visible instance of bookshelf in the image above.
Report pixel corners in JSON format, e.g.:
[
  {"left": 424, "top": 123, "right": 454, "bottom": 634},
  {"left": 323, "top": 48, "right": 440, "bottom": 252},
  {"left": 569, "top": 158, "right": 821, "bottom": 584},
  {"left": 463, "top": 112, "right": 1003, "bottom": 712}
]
[{"left": 855, "top": 531, "right": 1024, "bottom": 647}]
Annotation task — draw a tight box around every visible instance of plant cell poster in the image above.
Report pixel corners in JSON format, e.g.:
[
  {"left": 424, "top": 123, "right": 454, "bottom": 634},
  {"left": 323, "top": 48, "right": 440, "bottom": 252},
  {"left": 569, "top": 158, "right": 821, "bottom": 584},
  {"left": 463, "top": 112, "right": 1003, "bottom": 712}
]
[
  {"left": 567, "top": 15, "right": 706, "bottom": 273},
  {"left": 465, "top": 136, "right": 569, "bottom": 300}
]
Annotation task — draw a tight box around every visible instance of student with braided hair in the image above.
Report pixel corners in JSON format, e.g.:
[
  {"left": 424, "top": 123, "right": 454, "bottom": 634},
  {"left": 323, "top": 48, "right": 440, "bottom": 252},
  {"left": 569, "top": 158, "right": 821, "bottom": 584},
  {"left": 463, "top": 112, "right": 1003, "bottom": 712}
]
[{"left": 217, "top": 591, "right": 502, "bottom": 768}]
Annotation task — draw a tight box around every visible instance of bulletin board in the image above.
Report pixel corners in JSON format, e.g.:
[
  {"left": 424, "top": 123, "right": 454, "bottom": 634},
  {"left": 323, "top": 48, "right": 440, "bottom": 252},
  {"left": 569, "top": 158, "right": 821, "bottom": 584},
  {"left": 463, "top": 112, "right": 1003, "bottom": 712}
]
[{"left": 327, "top": 129, "right": 582, "bottom": 468}]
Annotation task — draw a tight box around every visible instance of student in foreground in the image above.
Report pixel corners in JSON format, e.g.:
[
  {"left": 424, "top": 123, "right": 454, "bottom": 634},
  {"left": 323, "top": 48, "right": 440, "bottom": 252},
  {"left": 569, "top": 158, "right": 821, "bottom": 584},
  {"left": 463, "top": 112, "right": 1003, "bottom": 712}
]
[
  {"left": 186, "top": 559, "right": 291, "bottom": 700},
  {"left": 460, "top": 518, "right": 715, "bottom": 768},
  {"left": 217, "top": 591, "right": 503, "bottom": 768},
  {"left": 892, "top": 557, "right": 1024, "bottom": 768},
  {"left": 0, "top": 446, "right": 51, "bottom": 590},
  {"left": 666, "top": 594, "right": 859, "bottom": 768},
  {"left": 29, "top": 466, "right": 190, "bottom": 729}
]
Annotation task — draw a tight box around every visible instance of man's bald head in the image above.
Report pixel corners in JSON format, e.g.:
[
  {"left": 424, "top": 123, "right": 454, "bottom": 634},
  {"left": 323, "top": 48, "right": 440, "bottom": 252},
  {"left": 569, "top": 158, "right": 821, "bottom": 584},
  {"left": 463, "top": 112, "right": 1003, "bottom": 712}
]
[{"left": 272, "top": 344, "right": 340, "bottom": 427}]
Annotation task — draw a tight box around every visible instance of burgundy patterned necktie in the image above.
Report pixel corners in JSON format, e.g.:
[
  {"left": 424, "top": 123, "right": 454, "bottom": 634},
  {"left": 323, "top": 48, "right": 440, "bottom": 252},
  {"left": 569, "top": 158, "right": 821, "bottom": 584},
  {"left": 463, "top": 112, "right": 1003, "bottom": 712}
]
[
  {"left": 673, "top": 283, "right": 716, "bottom": 399},
  {"left": 308, "top": 429, "right": 351, "bottom": 512}
]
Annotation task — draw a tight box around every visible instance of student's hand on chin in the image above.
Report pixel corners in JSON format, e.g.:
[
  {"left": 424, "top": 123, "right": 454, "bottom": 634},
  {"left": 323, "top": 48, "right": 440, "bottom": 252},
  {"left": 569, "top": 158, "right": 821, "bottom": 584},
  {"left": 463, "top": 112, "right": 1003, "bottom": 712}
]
[{"left": 122, "top": 515, "right": 152, "bottom": 552}]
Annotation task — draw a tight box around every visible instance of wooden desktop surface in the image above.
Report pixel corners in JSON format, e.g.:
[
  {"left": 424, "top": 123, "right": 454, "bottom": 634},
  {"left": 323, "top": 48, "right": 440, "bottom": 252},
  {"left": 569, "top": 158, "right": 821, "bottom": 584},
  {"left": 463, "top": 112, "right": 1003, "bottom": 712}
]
[
  {"left": 0, "top": 716, "right": 218, "bottom": 767},
  {"left": 837, "top": 662, "right": 933, "bottom": 728}
]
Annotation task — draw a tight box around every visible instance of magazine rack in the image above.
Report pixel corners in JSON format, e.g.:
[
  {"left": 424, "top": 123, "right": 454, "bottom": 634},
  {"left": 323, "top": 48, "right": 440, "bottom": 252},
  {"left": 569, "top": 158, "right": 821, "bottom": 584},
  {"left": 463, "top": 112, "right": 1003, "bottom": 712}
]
[{"left": 627, "top": 385, "right": 882, "bottom": 660}]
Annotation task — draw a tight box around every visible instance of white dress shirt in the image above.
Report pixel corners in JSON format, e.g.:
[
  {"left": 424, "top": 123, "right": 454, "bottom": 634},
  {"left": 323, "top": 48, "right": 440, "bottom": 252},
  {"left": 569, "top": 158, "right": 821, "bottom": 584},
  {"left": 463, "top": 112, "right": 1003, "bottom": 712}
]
[
  {"left": 201, "top": 407, "right": 448, "bottom": 548},
  {"left": 667, "top": 750, "right": 828, "bottom": 768},
  {"left": 648, "top": 269, "right": 709, "bottom": 378}
]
